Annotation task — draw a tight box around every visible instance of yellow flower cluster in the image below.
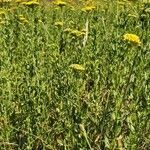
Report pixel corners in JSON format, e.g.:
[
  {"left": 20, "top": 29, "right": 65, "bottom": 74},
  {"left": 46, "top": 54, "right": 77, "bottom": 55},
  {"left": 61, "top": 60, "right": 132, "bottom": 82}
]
[
  {"left": 70, "top": 29, "right": 85, "bottom": 37},
  {"left": 81, "top": 6, "right": 95, "bottom": 12},
  {"left": 123, "top": 33, "right": 141, "bottom": 45},
  {"left": 54, "top": 0, "right": 67, "bottom": 7},
  {"left": 69, "top": 64, "right": 85, "bottom": 71},
  {"left": 21, "top": 0, "right": 39, "bottom": 6},
  {"left": 64, "top": 28, "right": 85, "bottom": 37}
]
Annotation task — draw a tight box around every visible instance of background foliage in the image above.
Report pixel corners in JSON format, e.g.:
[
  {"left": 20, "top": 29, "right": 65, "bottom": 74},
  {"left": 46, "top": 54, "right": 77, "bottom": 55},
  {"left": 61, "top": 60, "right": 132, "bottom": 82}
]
[{"left": 0, "top": 0, "right": 150, "bottom": 149}]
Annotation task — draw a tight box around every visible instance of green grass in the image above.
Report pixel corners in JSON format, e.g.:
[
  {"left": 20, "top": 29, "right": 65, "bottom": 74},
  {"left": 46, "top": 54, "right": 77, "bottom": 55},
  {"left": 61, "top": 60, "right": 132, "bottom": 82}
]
[{"left": 0, "top": 0, "right": 150, "bottom": 149}]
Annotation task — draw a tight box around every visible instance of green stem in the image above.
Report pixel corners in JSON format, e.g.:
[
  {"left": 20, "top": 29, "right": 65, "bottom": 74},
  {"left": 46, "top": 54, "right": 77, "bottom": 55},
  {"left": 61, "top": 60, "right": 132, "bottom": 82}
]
[{"left": 123, "top": 48, "right": 139, "bottom": 100}]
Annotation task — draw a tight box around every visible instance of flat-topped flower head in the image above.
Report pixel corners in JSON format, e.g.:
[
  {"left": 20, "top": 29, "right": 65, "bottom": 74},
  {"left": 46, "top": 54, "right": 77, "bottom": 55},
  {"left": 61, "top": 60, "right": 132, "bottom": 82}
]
[
  {"left": 54, "top": 1, "right": 67, "bottom": 7},
  {"left": 81, "top": 6, "right": 95, "bottom": 13},
  {"left": 70, "top": 29, "right": 85, "bottom": 37},
  {"left": 21, "top": 1, "right": 39, "bottom": 6},
  {"left": 69, "top": 64, "right": 85, "bottom": 71},
  {"left": 123, "top": 33, "right": 141, "bottom": 45}
]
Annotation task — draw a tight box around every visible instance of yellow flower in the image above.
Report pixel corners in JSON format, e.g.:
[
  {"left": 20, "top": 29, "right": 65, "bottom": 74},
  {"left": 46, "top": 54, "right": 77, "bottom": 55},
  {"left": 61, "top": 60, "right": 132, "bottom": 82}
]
[
  {"left": 123, "top": 33, "right": 141, "bottom": 45},
  {"left": 21, "top": 1, "right": 39, "bottom": 6},
  {"left": 54, "top": 21, "right": 63, "bottom": 27},
  {"left": 70, "top": 29, "right": 85, "bottom": 37},
  {"left": 54, "top": 1, "right": 67, "bottom": 7},
  {"left": 69, "top": 64, "right": 85, "bottom": 71},
  {"left": 81, "top": 6, "right": 95, "bottom": 12}
]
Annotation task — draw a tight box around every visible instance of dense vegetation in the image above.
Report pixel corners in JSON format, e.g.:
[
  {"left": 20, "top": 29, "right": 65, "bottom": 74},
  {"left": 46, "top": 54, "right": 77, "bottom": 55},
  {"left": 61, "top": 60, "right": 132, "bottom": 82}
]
[{"left": 0, "top": 0, "right": 150, "bottom": 149}]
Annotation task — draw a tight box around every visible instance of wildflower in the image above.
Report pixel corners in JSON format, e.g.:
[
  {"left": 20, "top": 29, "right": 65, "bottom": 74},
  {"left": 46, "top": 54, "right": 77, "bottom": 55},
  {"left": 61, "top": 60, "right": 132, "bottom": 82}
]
[
  {"left": 69, "top": 64, "right": 85, "bottom": 71},
  {"left": 54, "top": 21, "right": 63, "bottom": 27},
  {"left": 123, "top": 33, "right": 141, "bottom": 45},
  {"left": 81, "top": 6, "right": 95, "bottom": 13},
  {"left": 70, "top": 29, "right": 85, "bottom": 37},
  {"left": 54, "top": 0, "right": 67, "bottom": 7},
  {"left": 21, "top": 1, "right": 39, "bottom": 6}
]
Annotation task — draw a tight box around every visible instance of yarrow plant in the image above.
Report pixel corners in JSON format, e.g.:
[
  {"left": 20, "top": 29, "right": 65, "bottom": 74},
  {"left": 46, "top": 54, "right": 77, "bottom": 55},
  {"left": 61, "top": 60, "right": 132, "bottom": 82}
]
[
  {"left": 69, "top": 64, "right": 85, "bottom": 71},
  {"left": 21, "top": 0, "right": 39, "bottom": 6},
  {"left": 70, "top": 29, "right": 85, "bottom": 37},
  {"left": 54, "top": 0, "right": 67, "bottom": 7},
  {"left": 81, "top": 6, "right": 96, "bottom": 13},
  {"left": 123, "top": 33, "right": 141, "bottom": 45}
]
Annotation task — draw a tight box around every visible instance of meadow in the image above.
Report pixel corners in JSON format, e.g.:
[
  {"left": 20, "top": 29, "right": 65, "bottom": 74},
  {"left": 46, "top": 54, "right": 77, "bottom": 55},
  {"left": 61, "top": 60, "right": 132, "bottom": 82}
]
[{"left": 0, "top": 0, "right": 150, "bottom": 149}]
